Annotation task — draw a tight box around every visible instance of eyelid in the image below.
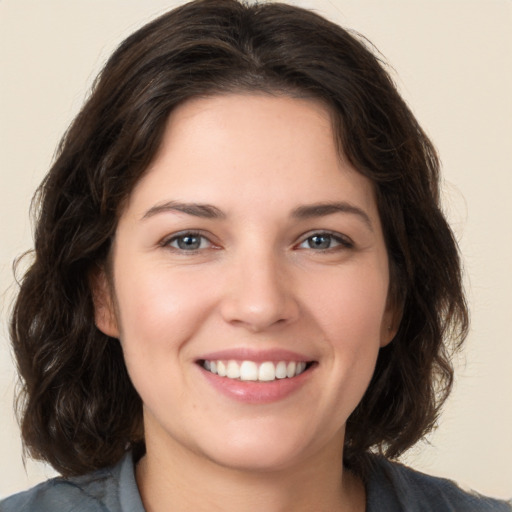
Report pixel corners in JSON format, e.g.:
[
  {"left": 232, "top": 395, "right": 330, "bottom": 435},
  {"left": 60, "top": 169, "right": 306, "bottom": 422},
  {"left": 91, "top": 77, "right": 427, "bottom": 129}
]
[
  {"left": 295, "top": 230, "right": 354, "bottom": 250},
  {"left": 159, "top": 230, "right": 219, "bottom": 251},
  {"left": 159, "top": 229, "right": 353, "bottom": 252}
]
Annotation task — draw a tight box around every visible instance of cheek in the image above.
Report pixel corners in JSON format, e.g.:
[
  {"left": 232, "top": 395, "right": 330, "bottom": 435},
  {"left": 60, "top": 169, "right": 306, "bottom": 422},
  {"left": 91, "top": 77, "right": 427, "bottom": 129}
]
[
  {"left": 114, "top": 265, "right": 215, "bottom": 358},
  {"left": 112, "top": 268, "right": 208, "bottom": 411},
  {"left": 309, "top": 264, "right": 389, "bottom": 390},
  {"left": 311, "top": 264, "right": 389, "bottom": 341}
]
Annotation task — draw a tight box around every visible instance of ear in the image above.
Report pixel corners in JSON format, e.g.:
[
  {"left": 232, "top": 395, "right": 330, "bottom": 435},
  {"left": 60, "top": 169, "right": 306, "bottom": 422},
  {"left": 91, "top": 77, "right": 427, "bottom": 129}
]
[
  {"left": 380, "top": 295, "right": 403, "bottom": 348},
  {"left": 89, "top": 266, "right": 120, "bottom": 338}
]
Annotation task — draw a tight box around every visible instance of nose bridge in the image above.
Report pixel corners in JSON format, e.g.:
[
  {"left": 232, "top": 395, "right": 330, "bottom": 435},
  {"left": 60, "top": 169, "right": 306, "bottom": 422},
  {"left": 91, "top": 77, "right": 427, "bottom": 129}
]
[{"left": 220, "top": 242, "right": 299, "bottom": 331}]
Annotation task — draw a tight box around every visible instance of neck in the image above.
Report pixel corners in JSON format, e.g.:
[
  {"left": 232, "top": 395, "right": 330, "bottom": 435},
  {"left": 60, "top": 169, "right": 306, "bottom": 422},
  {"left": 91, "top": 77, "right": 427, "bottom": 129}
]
[{"left": 136, "top": 431, "right": 365, "bottom": 512}]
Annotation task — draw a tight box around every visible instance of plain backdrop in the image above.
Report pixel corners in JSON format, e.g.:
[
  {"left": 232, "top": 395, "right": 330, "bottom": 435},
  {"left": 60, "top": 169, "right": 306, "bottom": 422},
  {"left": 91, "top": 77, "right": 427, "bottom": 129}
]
[{"left": 1, "top": 0, "right": 511, "bottom": 500}]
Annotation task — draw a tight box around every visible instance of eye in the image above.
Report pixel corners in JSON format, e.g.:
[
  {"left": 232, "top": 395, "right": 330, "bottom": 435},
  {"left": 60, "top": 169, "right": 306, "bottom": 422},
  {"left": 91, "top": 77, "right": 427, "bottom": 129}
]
[
  {"left": 297, "top": 232, "right": 353, "bottom": 251},
  {"left": 164, "top": 232, "right": 213, "bottom": 251}
]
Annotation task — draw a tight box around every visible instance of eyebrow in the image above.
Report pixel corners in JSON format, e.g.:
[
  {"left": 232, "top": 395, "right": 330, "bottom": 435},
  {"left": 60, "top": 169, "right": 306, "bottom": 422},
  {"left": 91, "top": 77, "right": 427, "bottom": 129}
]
[
  {"left": 291, "top": 202, "right": 373, "bottom": 231},
  {"left": 142, "top": 201, "right": 226, "bottom": 220},
  {"left": 142, "top": 199, "right": 373, "bottom": 230}
]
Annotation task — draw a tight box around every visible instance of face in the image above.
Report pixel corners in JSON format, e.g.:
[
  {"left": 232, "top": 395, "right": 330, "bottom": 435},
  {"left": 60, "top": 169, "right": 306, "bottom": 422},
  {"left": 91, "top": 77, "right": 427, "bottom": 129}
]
[{"left": 95, "top": 94, "right": 396, "bottom": 473}]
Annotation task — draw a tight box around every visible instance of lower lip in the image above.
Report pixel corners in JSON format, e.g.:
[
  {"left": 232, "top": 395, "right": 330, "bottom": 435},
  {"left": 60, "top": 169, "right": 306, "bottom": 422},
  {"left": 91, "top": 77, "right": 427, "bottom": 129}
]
[{"left": 199, "top": 365, "right": 314, "bottom": 404}]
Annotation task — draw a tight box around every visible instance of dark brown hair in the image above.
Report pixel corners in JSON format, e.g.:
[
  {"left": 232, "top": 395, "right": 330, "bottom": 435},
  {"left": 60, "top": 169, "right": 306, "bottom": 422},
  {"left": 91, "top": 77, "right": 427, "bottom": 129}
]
[{"left": 11, "top": 0, "right": 468, "bottom": 476}]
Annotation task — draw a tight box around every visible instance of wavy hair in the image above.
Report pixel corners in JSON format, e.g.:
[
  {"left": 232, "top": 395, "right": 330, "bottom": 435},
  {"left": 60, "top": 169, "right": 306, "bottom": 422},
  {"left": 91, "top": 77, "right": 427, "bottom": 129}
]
[{"left": 10, "top": 0, "right": 468, "bottom": 476}]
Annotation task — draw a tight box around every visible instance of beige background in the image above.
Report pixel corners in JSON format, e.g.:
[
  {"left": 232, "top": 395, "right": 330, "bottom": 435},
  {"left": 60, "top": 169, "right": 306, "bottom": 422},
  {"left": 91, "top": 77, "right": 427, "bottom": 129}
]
[{"left": 1, "top": 0, "right": 511, "bottom": 500}]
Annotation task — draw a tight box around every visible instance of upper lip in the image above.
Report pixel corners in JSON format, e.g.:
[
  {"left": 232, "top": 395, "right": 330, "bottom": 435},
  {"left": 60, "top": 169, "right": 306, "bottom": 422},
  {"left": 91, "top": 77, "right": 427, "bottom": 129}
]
[{"left": 196, "top": 348, "right": 314, "bottom": 363}]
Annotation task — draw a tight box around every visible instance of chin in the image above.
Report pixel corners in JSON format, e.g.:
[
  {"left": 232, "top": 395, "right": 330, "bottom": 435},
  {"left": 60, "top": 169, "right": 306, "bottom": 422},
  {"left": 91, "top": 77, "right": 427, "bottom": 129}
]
[
  {"left": 192, "top": 418, "right": 336, "bottom": 474},
  {"left": 204, "top": 442, "right": 306, "bottom": 474}
]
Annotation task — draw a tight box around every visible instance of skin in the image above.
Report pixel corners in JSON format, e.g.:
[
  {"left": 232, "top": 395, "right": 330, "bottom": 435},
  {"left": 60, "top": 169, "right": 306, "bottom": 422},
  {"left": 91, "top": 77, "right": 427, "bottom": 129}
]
[{"left": 94, "top": 94, "right": 398, "bottom": 512}]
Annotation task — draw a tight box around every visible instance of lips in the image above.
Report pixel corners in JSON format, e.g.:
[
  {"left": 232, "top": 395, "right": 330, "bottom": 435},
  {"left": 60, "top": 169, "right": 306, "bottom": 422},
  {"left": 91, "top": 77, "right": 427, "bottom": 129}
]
[{"left": 196, "top": 349, "right": 316, "bottom": 403}]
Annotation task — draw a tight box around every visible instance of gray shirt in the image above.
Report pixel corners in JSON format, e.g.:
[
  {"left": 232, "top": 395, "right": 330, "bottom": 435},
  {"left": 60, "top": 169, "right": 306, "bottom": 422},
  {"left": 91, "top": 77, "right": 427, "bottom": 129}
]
[{"left": 1, "top": 452, "right": 510, "bottom": 511}]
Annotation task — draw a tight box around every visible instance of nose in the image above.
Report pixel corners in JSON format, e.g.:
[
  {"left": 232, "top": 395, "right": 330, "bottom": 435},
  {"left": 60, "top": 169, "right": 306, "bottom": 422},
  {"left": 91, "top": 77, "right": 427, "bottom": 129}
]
[{"left": 220, "top": 250, "right": 300, "bottom": 332}]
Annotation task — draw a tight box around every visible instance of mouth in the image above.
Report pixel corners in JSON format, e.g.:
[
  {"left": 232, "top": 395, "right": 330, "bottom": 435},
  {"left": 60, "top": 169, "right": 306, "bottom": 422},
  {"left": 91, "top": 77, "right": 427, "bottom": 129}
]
[{"left": 198, "top": 359, "right": 315, "bottom": 382}]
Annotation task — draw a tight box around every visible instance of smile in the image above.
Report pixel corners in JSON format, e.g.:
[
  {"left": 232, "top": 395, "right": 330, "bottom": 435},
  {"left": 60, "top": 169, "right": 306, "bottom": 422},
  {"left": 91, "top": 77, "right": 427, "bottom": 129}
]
[{"left": 201, "top": 360, "right": 310, "bottom": 382}]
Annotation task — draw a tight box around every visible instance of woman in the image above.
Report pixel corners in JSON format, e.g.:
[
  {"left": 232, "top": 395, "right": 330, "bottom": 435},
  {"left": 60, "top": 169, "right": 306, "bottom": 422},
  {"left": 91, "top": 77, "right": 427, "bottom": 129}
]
[{"left": 2, "top": 1, "right": 510, "bottom": 510}]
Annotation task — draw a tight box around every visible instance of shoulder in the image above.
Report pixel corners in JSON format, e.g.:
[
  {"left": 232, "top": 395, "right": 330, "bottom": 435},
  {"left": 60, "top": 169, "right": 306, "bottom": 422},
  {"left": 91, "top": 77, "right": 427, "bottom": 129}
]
[
  {"left": 0, "top": 474, "right": 111, "bottom": 512},
  {"left": 366, "top": 456, "right": 512, "bottom": 512},
  {"left": 0, "top": 452, "right": 143, "bottom": 512},
  {"left": 1, "top": 476, "right": 106, "bottom": 512}
]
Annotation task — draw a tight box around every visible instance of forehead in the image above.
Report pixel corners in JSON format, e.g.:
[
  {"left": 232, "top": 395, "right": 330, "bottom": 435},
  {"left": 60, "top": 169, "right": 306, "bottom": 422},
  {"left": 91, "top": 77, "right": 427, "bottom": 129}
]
[
  {"left": 159, "top": 93, "right": 336, "bottom": 166},
  {"left": 122, "top": 93, "right": 378, "bottom": 222}
]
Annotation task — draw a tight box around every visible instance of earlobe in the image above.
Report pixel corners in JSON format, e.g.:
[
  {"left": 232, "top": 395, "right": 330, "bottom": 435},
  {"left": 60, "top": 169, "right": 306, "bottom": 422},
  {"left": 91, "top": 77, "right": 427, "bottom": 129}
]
[
  {"left": 380, "top": 298, "right": 403, "bottom": 348},
  {"left": 380, "top": 322, "right": 397, "bottom": 347},
  {"left": 89, "top": 267, "right": 120, "bottom": 338}
]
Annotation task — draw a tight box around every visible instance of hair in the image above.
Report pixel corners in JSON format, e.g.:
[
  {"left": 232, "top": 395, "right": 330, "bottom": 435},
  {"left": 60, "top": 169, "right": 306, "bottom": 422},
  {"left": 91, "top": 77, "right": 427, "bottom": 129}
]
[{"left": 11, "top": 0, "right": 468, "bottom": 477}]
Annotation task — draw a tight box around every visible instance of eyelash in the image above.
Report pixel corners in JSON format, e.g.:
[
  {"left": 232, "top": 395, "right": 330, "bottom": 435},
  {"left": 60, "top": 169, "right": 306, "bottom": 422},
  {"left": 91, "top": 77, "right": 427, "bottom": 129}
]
[
  {"left": 161, "top": 231, "right": 215, "bottom": 252},
  {"left": 296, "top": 231, "right": 354, "bottom": 251},
  {"left": 161, "top": 230, "right": 353, "bottom": 253}
]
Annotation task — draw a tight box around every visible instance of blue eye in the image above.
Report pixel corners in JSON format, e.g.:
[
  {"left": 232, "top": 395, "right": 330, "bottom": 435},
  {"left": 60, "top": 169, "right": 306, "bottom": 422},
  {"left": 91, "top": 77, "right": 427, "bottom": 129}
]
[
  {"left": 299, "top": 233, "right": 352, "bottom": 250},
  {"left": 166, "top": 232, "right": 210, "bottom": 251}
]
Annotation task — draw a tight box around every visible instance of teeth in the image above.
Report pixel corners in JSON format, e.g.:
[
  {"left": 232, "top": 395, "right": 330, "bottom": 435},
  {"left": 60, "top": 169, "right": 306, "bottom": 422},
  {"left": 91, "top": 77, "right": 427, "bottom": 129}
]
[
  {"left": 202, "top": 359, "right": 309, "bottom": 382},
  {"left": 258, "top": 362, "right": 275, "bottom": 381},
  {"left": 226, "top": 360, "right": 240, "bottom": 379},
  {"left": 240, "top": 361, "right": 258, "bottom": 381},
  {"left": 217, "top": 361, "right": 227, "bottom": 377},
  {"left": 275, "top": 361, "right": 287, "bottom": 379}
]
